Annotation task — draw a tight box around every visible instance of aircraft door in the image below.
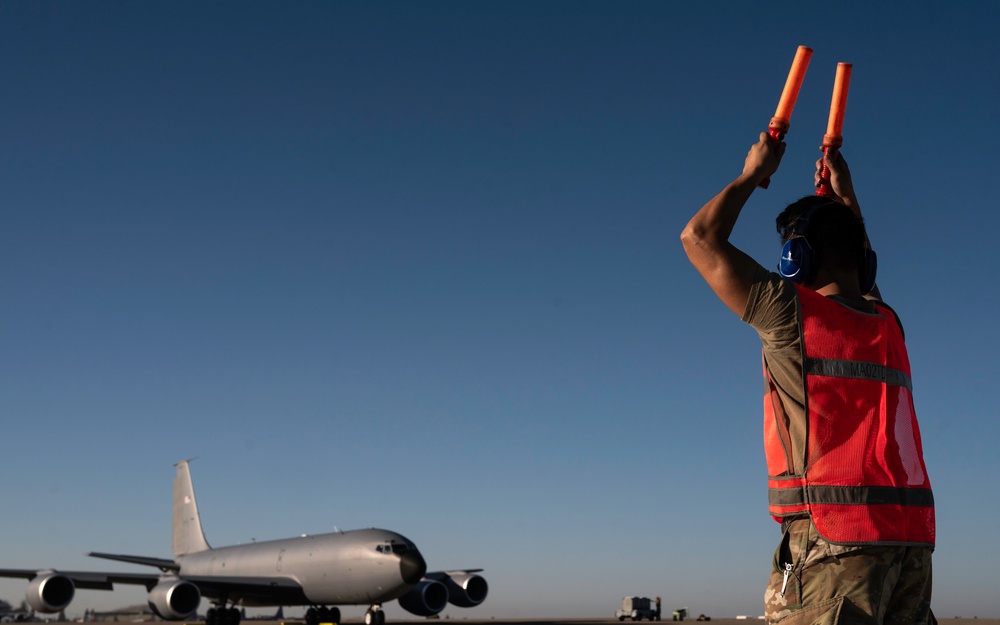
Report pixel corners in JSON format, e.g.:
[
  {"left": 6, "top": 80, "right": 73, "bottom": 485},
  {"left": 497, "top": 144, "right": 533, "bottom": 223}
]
[{"left": 277, "top": 548, "right": 285, "bottom": 572}]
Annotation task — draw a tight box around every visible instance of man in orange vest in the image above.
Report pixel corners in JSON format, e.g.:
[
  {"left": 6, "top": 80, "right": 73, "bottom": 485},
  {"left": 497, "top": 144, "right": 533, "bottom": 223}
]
[{"left": 680, "top": 133, "right": 935, "bottom": 625}]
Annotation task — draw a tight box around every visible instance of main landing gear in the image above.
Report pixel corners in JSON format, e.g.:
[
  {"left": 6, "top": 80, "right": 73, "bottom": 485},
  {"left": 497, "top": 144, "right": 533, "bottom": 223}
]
[
  {"left": 364, "top": 605, "right": 385, "bottom": 625},
  {"left": 303, "top": 604, "right": 381, "bottom": 625},
  {"left": 304, "top": 606, "right": 342, "bottom": 625},
  {"left": 205, "top": 606, "right": 241, "bottom": 625}
]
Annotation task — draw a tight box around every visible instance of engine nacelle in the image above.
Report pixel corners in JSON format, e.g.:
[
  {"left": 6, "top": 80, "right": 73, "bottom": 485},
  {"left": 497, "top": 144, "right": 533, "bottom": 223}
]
[
  {"left": 147, "top": 578, "right": 201, "bottom": 620},
  {"left": 443, "top": 572, "right": 488, "bottom": 608},
  {"left": 25, "top": 572, "right": 75, "bottom": 613},
  {"left": 397, "top": 579, "right": 449, "bottom": 617}
]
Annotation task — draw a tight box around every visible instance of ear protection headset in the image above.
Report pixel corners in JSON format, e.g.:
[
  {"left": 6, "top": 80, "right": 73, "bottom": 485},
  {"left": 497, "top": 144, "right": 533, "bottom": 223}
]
[{"left": 778, "top": 203, "right": 878, "bottom": 294}]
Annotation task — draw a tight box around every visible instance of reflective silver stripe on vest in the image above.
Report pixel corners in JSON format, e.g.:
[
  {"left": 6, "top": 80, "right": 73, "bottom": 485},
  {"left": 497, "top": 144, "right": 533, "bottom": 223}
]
[
  {"left": 804, "top": 357, "right": 913, "bottom": 391},
  {"left": 769, "top": 485, "right": 934, "bottom": 507}
]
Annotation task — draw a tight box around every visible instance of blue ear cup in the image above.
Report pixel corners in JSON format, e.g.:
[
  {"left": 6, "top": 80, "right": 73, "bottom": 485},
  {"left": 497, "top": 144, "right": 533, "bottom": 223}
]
[
  {"left": 779, "top": 237, "right": 815, "bottom": 284},
  {"left": 860, "top": 248, "right": 877, "bottom": 295},
  {"left": 778, "top": 204, "right": 821, "bottom": 284}
]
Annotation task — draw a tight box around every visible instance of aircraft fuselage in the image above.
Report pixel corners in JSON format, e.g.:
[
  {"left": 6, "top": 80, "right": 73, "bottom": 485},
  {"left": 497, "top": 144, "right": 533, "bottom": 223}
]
[{"left": 177, "top": 528, "right": 426, "bottom": 606}]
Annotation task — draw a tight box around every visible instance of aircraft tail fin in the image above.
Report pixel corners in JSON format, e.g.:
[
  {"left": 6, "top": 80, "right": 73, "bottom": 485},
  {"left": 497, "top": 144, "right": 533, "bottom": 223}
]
[{"left": 172, "top": 459, "right": 212, "bottom": 557}]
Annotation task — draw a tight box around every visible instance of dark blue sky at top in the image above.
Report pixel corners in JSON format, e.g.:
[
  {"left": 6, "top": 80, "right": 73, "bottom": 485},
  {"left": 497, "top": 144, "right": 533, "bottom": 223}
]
[{"left": 1, "top": 1, "right": 998, "bottom": 619}]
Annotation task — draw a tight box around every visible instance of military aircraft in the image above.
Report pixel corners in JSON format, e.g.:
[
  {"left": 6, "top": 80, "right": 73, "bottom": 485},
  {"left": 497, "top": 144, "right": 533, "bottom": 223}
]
[{"left": 0, "top": 460, "right": 487, "bottom": 625}]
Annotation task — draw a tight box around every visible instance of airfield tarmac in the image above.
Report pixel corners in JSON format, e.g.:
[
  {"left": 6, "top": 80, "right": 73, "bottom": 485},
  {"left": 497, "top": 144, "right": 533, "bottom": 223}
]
[
  {"left": 35, "top": 617, "right": 1000, "bottom": 625},
  {"left": 227, "top": 620, "right": 997, "bottom": 625},
  {"left": 174, "top": 619, "right": 999, "bottom": 625},
  {"left": 346, "top": 621, "right": 995, "bottom": 625},
  {"left": 152, "top": 617, "right": 1000, "bottom": 625},
  {"left": 266, "top": 620, "right": 998, "bottom": 625},
  {"left": 297, "top": 620, "right": 996, "bottom": 625}
]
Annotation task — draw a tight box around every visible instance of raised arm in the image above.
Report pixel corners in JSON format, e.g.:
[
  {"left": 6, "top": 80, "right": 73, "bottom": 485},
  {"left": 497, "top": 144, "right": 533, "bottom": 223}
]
[
  {"left": 814, "top": 150, "right": 881, "bottom": 299},
  {"left": 681, "top": 133, "right": 784, "bottom": 316}
]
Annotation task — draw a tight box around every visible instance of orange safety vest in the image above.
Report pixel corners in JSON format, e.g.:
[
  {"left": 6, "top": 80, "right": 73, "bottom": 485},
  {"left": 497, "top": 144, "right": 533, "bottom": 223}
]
[{"left": 764, "top": 284, "right": 935, "bottom": 546}]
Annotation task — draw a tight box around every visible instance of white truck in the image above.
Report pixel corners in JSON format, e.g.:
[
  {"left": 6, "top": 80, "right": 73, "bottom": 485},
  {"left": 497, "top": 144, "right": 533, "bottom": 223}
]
[{"left": 615, "top": 596, "right": 661, "bottom": 621}]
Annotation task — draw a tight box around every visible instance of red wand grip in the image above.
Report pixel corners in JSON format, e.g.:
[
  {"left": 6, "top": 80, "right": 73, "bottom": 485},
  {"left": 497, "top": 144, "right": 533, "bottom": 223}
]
[
  {"left": 758, "top": 127, "right": 784, "bottom": 189},
  {"left": 816, "top": 139, "right": 845, "bottom": 198},
  {"left": 816, "top": 145, "right": 836, "bottom": 198}
]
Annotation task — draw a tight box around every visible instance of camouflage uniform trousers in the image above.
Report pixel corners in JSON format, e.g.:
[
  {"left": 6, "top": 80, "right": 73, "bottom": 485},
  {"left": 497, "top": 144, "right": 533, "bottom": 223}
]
[{"left": 764, "top": 518, "right": 935, "bottom": 625}]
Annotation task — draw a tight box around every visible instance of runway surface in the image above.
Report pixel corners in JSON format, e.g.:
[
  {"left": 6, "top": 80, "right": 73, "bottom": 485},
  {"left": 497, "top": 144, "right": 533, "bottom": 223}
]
[
  {"left": 27, "top": 617, "right": 1000, "bottom": 625},
  {"left": 227, "top": 619, "right": 994, "bottom": 625},
  {"left": 284, "top": 620, "right": 997, "bottom": 625},
  {"left": 199, "top": 617, "right": 1000, "bottom": 625}
]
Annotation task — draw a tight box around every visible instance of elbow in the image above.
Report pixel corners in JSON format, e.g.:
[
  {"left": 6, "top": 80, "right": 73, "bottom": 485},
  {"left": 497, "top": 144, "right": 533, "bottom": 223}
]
[{"left": 680, "top": 221, "right": 704, "bottom": 258}]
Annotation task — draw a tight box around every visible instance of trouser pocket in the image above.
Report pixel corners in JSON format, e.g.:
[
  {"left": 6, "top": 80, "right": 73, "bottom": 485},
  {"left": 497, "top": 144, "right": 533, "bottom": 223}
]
[
  {"left": 765, "top": 527, "right": 801, "bottom": 620},
  {"left": 766, "top": 596, "right": 878, "bottom": 625}
]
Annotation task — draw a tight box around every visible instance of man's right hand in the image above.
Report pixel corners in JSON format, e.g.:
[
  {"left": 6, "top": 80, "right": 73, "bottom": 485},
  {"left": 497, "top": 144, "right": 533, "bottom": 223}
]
[{"left": 743, "top": 132, "right": 785, "bottom": 185}]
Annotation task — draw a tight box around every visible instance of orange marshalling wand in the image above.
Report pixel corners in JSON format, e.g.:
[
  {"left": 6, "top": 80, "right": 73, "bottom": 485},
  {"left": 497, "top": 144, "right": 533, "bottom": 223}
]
[
  {"left": 760, "top": 46, "right": 813, "bottom": 189},
  {"left": 817, "top": 62, "right": 852, "bottom": 197},
  {"left": 770, "top": 45, "right": 814, "bottom": 139}
]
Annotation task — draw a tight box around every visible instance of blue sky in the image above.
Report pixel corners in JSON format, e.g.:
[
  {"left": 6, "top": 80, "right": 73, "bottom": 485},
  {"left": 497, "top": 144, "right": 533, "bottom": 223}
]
[{"left": 1, "top": 0, "right": 997, "bottom": 619}]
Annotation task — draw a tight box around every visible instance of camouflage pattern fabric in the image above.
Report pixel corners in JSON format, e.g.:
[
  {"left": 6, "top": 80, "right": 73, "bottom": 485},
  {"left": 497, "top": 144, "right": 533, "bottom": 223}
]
[{"left": 764, "top": 518, "right": 935, "bottom": 625}]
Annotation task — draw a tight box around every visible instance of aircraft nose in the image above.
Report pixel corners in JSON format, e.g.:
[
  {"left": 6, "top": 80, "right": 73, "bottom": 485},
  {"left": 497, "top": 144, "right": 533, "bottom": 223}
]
[{"left": 399, "top": 549, "right": 427, "bottom": 585}]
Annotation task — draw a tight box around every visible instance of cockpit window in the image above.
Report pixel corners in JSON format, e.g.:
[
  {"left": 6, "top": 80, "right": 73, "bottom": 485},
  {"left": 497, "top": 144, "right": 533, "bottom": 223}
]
[{"left": 376, "top": 542, "right": 412, "bottom": 554}]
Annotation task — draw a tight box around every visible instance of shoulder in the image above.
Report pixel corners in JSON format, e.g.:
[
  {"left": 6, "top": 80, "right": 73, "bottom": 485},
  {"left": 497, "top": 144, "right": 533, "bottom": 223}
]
[{"left": 742, "top": 265, "right": 800, "bottom": 346}]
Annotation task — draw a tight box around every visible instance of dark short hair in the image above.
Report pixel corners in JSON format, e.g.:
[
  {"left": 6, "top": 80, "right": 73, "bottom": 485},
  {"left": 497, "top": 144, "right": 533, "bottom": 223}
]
[{"left": 776, "top": 195, "right": 867, "bottom": 273}]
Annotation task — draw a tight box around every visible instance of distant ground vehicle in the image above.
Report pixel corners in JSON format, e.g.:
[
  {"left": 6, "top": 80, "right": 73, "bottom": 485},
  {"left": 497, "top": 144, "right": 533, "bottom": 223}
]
[
  {"left": 615, "top": 596, "right": 661, "bottom": 621},
  {"left": 671, "top": 608, "right": 710, "bottom": 622}
]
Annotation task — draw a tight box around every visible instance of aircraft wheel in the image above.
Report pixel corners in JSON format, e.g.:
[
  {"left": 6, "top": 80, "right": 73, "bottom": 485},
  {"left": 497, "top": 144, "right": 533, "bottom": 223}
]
[
  {"left": 306, "top": 607, "right": 319, "bottom": 625},
  {"left": 206, "top": 608, "right": 217, "bottom": 625},
  {"left": 230, "top": 607, "right": 241, "bottom": 625},
  {"left": 331, "top": 608, "right": 342, "bottom": 624},
  {"left": 375, "top": 611, "right": 385, "bottom": 625},
  {"left": 318, "top": 608, "right": 331, "bottom": 623}
]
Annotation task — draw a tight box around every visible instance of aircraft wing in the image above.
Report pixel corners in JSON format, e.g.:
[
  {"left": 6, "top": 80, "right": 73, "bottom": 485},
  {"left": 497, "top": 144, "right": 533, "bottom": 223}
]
[
  {"left": 0, "top": 568, "right": 161, "bottom": 590},
  {"left": 88, "top": 551, "right": 180, "bottom": 571},
  {"left": 424, "top": 569, "right": 483, "bottom": 580},
  {"left": 0, "top": 567, "right": 307, "bottom": 604},
  {"left": 165, "top": 575, "right": 308, "bottom": 605}
]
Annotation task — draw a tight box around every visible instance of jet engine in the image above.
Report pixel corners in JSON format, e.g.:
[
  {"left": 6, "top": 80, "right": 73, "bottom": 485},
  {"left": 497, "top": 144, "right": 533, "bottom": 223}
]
[
  {"left": 147, "top": 578, "right": 201, "bottom": 620},
  {"left": 25, "top": 572, "right": 75, "bottom": 613},
  {"left": 443, "top": 572, "right": 488, "bottom": 607},
  {"left": 397, "top": 579, "right": 449, "bottom": 617}
]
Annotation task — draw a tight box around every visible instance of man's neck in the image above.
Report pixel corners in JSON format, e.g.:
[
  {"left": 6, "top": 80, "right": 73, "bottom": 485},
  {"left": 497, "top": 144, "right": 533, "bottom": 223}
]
[{"left": 810, "top": 274, "right": 865, "bottom": 302}]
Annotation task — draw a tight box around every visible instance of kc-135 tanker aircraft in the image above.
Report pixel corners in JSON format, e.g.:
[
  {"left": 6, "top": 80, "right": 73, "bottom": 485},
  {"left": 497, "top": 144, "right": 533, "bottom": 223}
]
[{"left": 0, "top": 460, "right": 488, "bottom": 625}]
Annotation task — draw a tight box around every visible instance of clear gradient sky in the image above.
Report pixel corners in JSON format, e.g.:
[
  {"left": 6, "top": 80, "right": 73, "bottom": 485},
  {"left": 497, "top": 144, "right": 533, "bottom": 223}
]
[{"left": 2, "top": 1, "right": 998, "bottom": 620}]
